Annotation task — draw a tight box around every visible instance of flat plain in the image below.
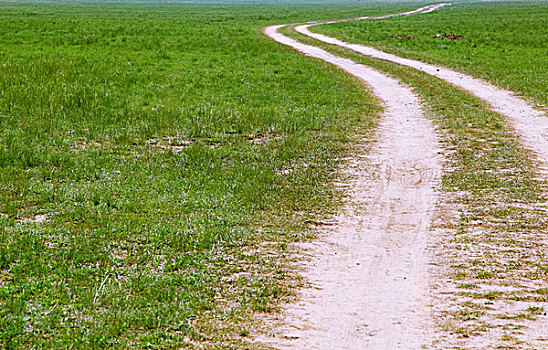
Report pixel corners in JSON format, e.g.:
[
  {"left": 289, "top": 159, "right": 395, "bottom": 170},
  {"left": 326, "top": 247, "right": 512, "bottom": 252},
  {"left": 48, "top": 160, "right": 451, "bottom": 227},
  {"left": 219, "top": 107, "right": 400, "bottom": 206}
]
[{"left": 1, "top": 1, "right": 547, "bottom": 349}]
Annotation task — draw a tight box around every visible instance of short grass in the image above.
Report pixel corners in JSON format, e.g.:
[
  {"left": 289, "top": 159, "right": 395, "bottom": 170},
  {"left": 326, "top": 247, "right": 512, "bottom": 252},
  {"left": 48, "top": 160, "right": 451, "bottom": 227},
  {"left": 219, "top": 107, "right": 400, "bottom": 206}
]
[
  {"left": 318, "top": 1, "right": 548, "bottom": 106},
  {"left": 0, "top": 1, "right": 428, "bottom": 348}
]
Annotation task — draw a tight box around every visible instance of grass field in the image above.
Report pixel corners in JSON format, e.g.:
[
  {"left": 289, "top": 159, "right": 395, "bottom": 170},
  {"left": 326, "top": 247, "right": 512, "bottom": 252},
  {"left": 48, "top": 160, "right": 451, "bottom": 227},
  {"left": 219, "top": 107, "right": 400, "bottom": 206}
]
[
  {"left": 2, "top": 0, "right": 547, "bottom": 348},
  {"left": 0, "top": 1, "right": 430, "bottom": 348},
  {"left": 318, "top": 1, "right": 548, "bottom": 106}
]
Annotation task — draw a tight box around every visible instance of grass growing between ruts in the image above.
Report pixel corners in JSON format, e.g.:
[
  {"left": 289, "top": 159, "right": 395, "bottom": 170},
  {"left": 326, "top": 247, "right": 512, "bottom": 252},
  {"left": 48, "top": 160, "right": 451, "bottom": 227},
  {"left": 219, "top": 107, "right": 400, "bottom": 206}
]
[
  {"left": 284, "top": 11, "right": 548, "bottom": 348},
  {"left": 318, "top": 1, "right": 548, "bottom": 106},
  {"left": 0, "top": 2, "right": 432, "bottom": 348}
]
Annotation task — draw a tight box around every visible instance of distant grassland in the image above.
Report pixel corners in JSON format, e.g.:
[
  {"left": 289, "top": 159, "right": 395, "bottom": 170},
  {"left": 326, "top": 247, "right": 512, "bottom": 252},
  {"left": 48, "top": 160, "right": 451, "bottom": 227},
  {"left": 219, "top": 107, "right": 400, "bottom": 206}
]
[
  {"left": 318, "top": 1, "right": 548, "bottom": 105},
  {"left": 0, "top": 2, "right": 420, "bottom": 348}
]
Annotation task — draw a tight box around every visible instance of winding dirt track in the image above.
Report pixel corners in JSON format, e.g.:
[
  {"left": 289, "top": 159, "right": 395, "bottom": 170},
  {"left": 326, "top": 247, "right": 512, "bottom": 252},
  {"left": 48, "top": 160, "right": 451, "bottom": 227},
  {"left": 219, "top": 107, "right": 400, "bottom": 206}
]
[
  {"left": 261, "top": 3, "right": 547, "bottom": 349},
  {"left": 263, "top": 7, "right": 443, "bottom": 350}
]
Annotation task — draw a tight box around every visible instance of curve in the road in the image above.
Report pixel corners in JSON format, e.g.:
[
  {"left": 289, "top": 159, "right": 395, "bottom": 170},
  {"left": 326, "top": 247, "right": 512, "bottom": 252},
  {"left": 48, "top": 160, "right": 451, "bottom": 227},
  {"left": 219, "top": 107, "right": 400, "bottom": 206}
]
[
  {"left": 261, "top": 3, "right": 547, "bottom": 348},
  {"left": 296, "top": 3, "right": 548, "bottom": 172}
]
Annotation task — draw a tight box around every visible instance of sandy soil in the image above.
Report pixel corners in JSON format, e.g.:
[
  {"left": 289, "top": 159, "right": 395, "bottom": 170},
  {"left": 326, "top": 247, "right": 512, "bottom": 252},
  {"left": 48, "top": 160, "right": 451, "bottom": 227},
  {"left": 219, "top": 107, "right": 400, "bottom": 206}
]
[{"left": 262, "top": 24, "right": 443, "bottom": 349}]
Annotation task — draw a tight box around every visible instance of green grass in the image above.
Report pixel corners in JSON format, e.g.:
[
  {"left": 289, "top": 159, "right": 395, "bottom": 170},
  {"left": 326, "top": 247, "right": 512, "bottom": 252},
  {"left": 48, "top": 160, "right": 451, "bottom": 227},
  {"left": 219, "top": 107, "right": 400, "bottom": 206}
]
[
  {"left": 4, "top": 1, "right": 545, "bottom": 348},
  {"left": 0, "top": 1, "right": 425, "bottom": 348},
  {"left": 318, "top": 1, "right": 548, "bottom": 106}
]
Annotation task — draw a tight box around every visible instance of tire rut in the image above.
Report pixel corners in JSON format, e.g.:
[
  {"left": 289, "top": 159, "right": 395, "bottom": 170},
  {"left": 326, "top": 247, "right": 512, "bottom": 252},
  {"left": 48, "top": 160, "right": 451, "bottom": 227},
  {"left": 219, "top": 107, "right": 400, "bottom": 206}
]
[
  {"left": 261, "top": 20, "right": 443, "bottom": 350},
  {"left": 296, "top": 3, "right": 548, "bottom": 175}
]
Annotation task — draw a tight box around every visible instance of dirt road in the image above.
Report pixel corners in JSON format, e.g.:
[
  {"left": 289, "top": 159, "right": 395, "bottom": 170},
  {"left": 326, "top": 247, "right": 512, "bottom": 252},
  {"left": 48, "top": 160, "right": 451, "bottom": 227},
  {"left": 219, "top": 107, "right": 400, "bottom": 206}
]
[
  {"left": 296, "top": 7, "right": 548, "bottom": 173},
  {"left": 261, "top": 3, "right": 547, "bottom": 349},
  {"left": 263, "top": 19, "right": 442, "bottom": 350}
]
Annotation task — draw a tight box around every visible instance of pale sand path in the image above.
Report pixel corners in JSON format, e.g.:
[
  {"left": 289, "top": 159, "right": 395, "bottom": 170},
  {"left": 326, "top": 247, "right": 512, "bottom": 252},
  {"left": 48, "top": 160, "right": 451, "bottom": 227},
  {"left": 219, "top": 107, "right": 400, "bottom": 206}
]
[
  {"left": 296, "top": 4, "right": 548, "bottom": 171},
  {"left": 259, "top": 3, "right": 548, "bottom": 348},
  {"left": 261, "top": 24, "right": 443, "bottom": 349},
  {"left": 277, "top": 3, "right": 548, "bottom": 349}
]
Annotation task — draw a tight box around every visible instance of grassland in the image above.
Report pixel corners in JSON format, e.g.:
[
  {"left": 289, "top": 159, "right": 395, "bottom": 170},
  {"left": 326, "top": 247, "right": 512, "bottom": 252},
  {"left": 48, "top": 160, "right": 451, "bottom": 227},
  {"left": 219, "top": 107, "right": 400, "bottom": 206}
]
[
  {"left": 3, "top": 1, "right": 546, "bottom": 348},
  {"left": 318, "top": 1, "right": 548, "bottom": 106},
  {"left": 0, "top": 1, "right": 427, "bottom": 348}
]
